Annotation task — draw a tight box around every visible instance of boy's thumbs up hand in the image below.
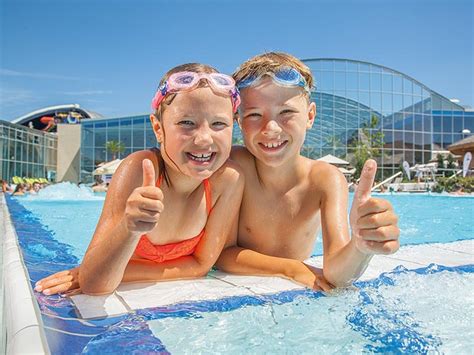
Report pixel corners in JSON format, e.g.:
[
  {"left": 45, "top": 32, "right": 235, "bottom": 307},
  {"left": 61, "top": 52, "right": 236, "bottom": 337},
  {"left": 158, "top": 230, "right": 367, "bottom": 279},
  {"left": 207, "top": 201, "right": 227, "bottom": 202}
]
[
  {"left": 124, "top": 159, "right": 164, "bottom": 235},
  {"left": 349, "top": 159, "right": 400, "bottom": 255}
]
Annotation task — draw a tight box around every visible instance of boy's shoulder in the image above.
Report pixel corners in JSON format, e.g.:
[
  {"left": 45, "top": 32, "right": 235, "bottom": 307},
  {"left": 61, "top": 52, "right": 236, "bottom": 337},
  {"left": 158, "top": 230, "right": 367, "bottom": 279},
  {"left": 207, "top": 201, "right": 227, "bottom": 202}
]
[{"left": 306, "top": 158, "right": 348, "bottom": 191}]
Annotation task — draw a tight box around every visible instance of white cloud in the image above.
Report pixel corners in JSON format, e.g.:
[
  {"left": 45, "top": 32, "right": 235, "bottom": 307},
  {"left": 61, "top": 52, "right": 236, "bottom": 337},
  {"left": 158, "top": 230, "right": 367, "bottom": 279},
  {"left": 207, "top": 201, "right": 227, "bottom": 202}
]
[
  {"left": 63, "top": 90, "right": 113, "bottom": 96},
  {"left": 0, "top": 88, "right": 35, "bottom": 106},
  {"left": 0, "top": 68, "right": 93, "bottom": 81}
]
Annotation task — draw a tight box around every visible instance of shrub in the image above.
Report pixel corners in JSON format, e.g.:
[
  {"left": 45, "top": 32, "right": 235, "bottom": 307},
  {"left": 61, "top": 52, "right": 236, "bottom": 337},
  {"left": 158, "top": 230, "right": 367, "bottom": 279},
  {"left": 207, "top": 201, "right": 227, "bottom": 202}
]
[{"left": 432, "top": 176, "right": 474, "bottom": 193}]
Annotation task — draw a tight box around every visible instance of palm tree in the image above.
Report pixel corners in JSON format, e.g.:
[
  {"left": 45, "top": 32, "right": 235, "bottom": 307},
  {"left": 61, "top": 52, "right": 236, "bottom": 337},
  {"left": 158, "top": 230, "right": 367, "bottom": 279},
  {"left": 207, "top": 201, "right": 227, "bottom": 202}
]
[{"left": 105, "top": 140, "right": 125, "bottom": 160}]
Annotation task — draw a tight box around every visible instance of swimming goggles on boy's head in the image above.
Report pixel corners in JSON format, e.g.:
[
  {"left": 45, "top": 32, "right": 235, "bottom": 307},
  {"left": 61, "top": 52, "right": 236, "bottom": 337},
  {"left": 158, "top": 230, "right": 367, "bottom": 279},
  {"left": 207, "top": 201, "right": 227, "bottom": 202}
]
[
  {"left": 151, "top": 71, "right": 241, "bottom": 113},
  {"left": 237, "top": 66, "right": 311, "bottom": 95}
]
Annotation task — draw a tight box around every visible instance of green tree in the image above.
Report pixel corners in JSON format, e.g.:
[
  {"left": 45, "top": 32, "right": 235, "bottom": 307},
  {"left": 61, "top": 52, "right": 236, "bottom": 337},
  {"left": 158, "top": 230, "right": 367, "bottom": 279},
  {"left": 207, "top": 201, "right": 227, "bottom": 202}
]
[
  {"left": 105, "top": 140, "right": 125, "bottom": 160},
  {"left": 446, "top": 154, "right": 456, "bottom": 177},
  {"left": 232, "top": 136, "right": 244, "bottom": 146},
  {"left": 324, "top": 134, "right": 343, "bottom": 149},
  {"left": 350, "top": 114, "right": 384, "bottom": 179},
  {"left": 436, "top": 153, "right": 445, "bottom": 170}
]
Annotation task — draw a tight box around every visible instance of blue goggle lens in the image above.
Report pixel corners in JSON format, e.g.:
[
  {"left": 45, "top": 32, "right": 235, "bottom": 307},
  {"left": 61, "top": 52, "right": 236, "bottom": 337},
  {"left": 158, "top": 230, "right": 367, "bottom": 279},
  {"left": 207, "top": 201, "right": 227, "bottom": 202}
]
[{"left": 237, "top": 67, "right": 308, "bottom": 91}]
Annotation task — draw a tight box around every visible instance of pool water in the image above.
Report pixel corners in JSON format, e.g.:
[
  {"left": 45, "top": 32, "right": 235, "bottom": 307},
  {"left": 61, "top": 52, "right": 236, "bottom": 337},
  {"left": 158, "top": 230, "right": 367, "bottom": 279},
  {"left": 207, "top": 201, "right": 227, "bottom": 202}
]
[
  {"left": 6, "top": 184, "right": 474, "bottom": 354},
  {"left": 17, "top": 186, "right": 474, "bottom": 259},
  {"left": 148, "top": 266, "right": 473, "bottom": 354}
]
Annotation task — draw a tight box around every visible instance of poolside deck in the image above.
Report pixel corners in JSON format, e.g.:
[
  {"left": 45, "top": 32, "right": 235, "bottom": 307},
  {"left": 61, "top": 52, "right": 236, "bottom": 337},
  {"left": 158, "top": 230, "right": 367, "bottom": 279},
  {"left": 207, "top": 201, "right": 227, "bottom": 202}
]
[{"left": 71, "top": 239, "right": 474, "bottom": 319}]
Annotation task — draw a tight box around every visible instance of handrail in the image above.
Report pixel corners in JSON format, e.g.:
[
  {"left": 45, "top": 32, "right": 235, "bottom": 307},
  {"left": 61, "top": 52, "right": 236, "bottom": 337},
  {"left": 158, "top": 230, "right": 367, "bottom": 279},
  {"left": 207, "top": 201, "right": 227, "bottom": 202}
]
[
  {"left": 372, "top": 171, "right": 402, "bottom": 191},
  {"left": 447, "top": 170, "right": 462, "bottom": 180}
]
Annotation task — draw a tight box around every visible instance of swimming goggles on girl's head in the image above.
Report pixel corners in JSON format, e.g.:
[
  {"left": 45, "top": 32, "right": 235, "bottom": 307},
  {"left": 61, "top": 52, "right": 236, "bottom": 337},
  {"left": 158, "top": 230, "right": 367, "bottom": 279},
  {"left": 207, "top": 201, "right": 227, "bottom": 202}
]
[
  {"left": 151, "top": 71, "right": 241, "bottom": 113},
  {"left": 237, "top": 66, "right": 311, "bottom": 95}
]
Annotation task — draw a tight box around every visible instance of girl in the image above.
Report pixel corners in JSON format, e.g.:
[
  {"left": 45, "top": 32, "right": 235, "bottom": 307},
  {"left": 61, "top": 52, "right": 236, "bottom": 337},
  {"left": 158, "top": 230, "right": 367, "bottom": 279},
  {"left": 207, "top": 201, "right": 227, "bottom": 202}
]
[{"left": 35, "top": 63, "right": 244, "bottom": 295}]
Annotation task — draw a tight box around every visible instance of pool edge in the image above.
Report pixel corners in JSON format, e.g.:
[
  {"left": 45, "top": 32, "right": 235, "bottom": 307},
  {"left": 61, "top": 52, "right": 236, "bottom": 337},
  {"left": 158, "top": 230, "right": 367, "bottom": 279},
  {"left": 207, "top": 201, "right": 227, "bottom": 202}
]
[{"left": 1, "top": 194, "right": 50, "bottom": 355}]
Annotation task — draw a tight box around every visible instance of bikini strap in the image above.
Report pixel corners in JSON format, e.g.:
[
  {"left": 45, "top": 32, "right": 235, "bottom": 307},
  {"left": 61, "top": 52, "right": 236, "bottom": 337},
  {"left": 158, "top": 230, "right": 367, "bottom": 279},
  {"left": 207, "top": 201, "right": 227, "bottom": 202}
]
[
  {"left": 203, "top": 179, "right": 212, "bottom": 215},
  {"left": 156, "top": 174, "right": 164, "bottom": 188}
]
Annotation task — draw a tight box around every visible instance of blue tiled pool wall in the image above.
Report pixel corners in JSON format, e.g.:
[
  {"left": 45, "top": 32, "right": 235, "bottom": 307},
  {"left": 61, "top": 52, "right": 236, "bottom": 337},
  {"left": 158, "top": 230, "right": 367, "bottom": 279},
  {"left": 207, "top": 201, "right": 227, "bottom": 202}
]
[{"left": 6, "top": 195, "right": 474, "bottom": 354}]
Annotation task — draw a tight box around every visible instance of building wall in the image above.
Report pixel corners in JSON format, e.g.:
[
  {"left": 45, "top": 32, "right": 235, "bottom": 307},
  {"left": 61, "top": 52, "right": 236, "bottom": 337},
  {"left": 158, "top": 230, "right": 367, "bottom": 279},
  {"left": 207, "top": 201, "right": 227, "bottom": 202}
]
[
  {"left": 80, "top": 115, "right": 157, "bottom": 183},
  {"left": 0, "top": 120, "right": 57, "bottom": 182},
  {"left": 56, "top": 124, "right": 81, "bottom": 183},
  {"left": 79, "top": 59, "right": 474, "bottom": 183},
  {"left": 303, "top": 59, "right": 474, "bottom": 179}
]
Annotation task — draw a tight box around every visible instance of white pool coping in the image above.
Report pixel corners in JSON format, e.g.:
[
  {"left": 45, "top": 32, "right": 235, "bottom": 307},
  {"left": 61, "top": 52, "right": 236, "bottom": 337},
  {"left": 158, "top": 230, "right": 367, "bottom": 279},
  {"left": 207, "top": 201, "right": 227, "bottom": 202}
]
[
  {"left": 70, "top": 239, "right": 474, "bottom": 320},
  {"left": 1, "top": 194, "right": 50, "bottom": 354}
]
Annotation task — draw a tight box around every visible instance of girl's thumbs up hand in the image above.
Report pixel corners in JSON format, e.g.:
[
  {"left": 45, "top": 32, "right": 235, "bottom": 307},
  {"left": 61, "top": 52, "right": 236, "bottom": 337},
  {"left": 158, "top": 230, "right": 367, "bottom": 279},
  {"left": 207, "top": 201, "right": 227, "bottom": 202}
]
[
  {"left": 349, "top": 160, "right": 400, "bottom": 255},
  {"left": 124, "top": 159, "right": 164, "bottom": 235}
]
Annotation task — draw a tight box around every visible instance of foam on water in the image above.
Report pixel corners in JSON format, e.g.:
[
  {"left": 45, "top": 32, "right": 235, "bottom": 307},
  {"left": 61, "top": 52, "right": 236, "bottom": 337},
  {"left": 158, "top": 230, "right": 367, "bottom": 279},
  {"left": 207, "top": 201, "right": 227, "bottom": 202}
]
[
  {"left": 24, "top": 182, "right": 104, "bottom": 201},
  {"left": 148, "top": 268, "right": 474, "bottom": 354}
]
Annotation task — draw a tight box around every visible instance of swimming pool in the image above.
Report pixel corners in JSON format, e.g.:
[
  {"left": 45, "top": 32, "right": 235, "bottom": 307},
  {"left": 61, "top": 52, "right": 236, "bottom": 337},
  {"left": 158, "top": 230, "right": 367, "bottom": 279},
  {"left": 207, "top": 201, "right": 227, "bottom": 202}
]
[{"left": 2, "top": 184, "right": 473, "bottom": 353}]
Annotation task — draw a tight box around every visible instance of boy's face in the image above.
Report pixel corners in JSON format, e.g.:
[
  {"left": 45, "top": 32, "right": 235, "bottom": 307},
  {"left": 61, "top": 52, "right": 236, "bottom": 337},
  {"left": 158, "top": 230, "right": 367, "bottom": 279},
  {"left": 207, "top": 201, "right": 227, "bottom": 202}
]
[{"left": 238, "top": 77, "right": 316, "bottom": 167}]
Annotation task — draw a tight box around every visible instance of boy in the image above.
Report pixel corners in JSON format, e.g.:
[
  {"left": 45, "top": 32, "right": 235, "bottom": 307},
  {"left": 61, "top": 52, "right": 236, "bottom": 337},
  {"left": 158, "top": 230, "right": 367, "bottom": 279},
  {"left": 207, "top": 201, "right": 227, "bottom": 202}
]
[{"left": 216, "top": 52, "right": 400, "bottom": 289}]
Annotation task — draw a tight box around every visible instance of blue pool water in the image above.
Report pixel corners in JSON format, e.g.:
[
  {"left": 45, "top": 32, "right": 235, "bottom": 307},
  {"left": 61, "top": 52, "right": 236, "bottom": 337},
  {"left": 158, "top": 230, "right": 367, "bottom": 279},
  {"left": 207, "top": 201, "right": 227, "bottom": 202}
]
[
  {"left": 16, "top": 186, "right": 474, "bottom": 258},
  {"left": 5, "top": 184, "right": 474, "bottom": 354}
]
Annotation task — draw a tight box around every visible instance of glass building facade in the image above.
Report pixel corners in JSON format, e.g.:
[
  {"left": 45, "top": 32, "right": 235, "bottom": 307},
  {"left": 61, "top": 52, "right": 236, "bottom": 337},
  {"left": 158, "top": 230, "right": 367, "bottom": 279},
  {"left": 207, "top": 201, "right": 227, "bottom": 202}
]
[
  {"left": 0, "top": 120, "right": 58, "bottom": 181},
  {"left": 79, "top": 58, "right": 474, "bottom": 183},
  {"left": 80, "top": 115, "right": 156, "bottom": 182},
  {"left": 303, "top": 59, "right": 474, "bottom": 179}
]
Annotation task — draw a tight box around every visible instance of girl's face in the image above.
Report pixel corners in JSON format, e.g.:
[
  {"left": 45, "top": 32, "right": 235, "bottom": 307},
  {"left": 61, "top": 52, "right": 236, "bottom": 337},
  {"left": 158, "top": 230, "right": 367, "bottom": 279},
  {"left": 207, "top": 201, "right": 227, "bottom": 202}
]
[{"left": 153, "top": 86, "right": 234, "bottom": 180}]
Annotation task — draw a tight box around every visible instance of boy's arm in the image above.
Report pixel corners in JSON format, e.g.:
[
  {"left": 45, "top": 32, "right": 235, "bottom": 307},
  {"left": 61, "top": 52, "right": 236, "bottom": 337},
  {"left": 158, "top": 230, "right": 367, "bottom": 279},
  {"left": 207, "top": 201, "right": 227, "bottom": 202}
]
[
  {"left": 319, "top": 160, "right": 399, "bottom": 287},
  {"left": 216, "top": 246, "right": 333, "bottom": 291}
]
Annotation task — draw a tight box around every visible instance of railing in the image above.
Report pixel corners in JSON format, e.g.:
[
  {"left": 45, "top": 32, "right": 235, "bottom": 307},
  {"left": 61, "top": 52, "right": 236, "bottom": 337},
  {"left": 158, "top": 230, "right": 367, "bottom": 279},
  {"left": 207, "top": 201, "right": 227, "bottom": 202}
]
[{"left": 372, "top": 171, "right": 402, "bottom": 192}]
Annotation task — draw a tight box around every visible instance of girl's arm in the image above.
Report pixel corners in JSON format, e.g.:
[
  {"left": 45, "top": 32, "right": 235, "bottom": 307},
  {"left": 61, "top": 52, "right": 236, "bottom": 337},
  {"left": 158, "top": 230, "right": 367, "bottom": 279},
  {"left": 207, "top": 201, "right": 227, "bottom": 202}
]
[
  {"left": 119, "top": 163, "right": 245, "bottom": 285},
  {"left": 36, "top": 162, "right": 244, "bottom": 296},
  {"left": 78, "top": 150, "right": 163, "bottom": 294}
]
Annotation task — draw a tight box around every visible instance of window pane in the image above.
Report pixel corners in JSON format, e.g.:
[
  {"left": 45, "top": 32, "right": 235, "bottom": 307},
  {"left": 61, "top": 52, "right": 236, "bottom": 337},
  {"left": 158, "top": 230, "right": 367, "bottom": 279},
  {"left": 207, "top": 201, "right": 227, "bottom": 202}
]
[
  {"left": 359, "top": 73, "right": 370, "bottom": 90},
  {"left": 403, "top": 78, "right": 413, "bottom": 94},
  {"left": 442, "top": 116, "right": 452, "bottom": 133},
  {"left": 371, "top": 73, "right": 381, "bottom": 91},
  {"left": 382, "top": 74, "right": 392, "bottom": 92},
  {"left": 453, "top": 116, "right": 463, "bottom": 133},
  {"left": 320, "top": 71, "right": 334, "bottom": 91},
  {"left": 334, "top": 72, "right": 345, "bottom": 91},
  {"left": 393, "top": 75, "right": 403, "bottom": 93},
  {"left": 346, "top": 73, "right": 358, "bottom": 90},
  {"left": 404, "top": 113, "right": 414, "bottom": 131}
]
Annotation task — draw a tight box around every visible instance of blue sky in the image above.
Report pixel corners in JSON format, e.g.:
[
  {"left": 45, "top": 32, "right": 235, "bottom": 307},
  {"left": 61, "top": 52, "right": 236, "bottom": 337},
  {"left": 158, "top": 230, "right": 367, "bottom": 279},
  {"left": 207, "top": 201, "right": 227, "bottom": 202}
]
[{"left": 1, "top": 0, "right": 472, "bottom": 120}]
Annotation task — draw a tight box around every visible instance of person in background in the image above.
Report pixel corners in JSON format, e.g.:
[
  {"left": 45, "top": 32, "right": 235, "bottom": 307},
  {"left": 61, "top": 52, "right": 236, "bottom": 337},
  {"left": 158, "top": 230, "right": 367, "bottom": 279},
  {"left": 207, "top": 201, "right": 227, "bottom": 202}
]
[
  {"left": 12, "top": 183, "right": 26, "bottom": 196},
  {"left": 1, "top": 179, "right": 13, "bottom": 194}
]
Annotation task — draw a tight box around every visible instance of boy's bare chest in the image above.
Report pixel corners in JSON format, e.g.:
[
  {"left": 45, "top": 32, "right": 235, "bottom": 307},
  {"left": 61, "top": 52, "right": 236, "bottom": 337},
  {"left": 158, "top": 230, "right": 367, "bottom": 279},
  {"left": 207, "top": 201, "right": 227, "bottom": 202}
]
[{"left": 238, "top": 187, "right": 321, "bottom": 259}]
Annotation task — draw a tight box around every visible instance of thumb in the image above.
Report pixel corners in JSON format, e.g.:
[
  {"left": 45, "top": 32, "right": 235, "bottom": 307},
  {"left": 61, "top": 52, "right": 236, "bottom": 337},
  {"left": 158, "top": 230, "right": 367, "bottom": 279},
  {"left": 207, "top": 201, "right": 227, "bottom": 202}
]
[
  {"left": 354, "top": 159, "right": 377, "bottom": 204},
  {"left": 142, "top": 159, "right": 156, "bottom": 187}
]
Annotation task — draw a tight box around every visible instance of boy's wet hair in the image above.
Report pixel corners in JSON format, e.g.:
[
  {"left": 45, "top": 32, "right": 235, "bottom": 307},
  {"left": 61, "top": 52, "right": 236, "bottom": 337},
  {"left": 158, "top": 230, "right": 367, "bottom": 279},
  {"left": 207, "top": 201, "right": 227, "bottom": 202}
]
[
  {"left": 154, "top": 63, "right": 220, "bottom": 118},
  {"left": 232, "top": 52, "right": 314, "bottom": 98}
]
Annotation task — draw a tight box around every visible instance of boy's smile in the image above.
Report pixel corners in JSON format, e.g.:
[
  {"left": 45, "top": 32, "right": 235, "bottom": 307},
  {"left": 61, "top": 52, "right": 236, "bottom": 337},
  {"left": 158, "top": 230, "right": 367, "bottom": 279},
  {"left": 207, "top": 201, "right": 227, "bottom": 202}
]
[{"left": 238, "top": 77, "right": 315, "bottom": 167}]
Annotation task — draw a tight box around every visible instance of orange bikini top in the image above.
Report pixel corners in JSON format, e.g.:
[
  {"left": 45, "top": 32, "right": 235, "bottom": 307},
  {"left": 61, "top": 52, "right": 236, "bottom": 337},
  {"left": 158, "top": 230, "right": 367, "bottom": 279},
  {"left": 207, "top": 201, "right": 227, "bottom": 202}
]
[{"left": 134, "top": 175, "right": 212, "bottom": 263}]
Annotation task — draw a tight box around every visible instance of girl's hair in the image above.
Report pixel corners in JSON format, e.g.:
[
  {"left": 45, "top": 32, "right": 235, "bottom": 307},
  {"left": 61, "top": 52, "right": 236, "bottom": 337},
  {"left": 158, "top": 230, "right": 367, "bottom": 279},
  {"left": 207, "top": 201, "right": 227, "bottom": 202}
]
[
  {"left": 233, "top": 52, "right": 314, "bottom": 98},
  {"left": 153, "top": 63, "right": 220, "bottom": 118}
]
